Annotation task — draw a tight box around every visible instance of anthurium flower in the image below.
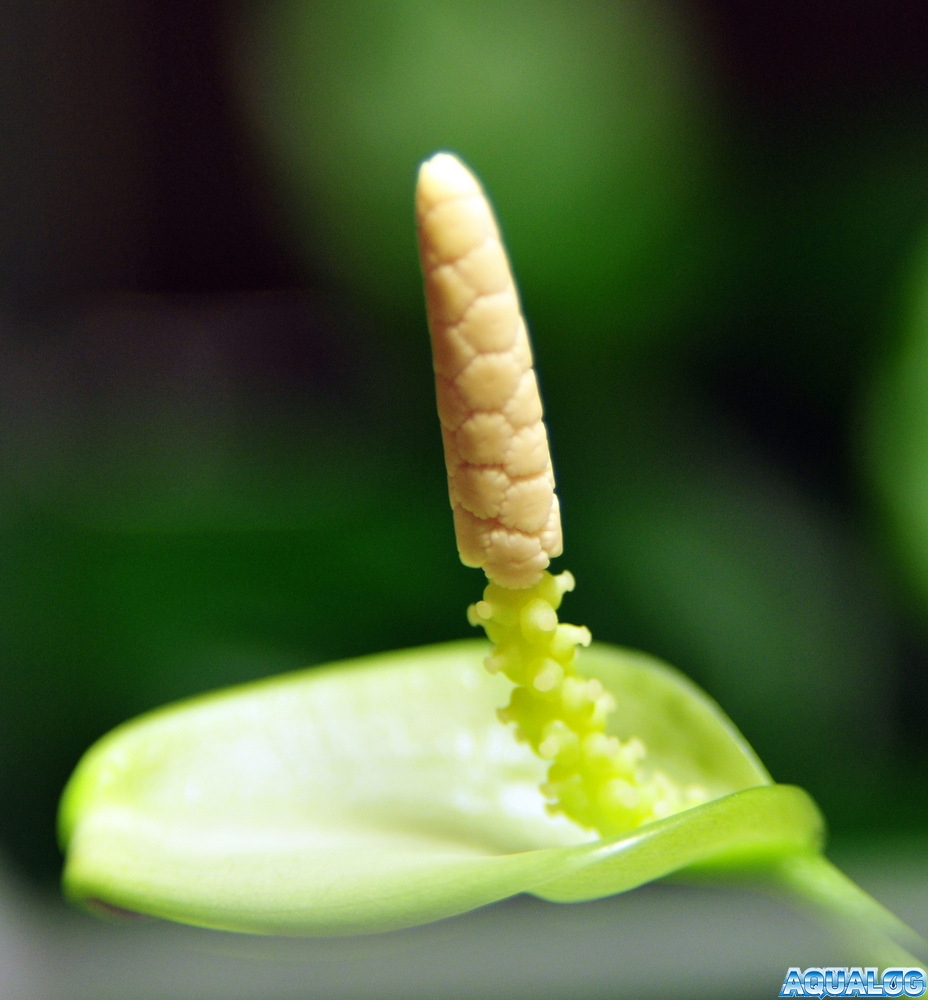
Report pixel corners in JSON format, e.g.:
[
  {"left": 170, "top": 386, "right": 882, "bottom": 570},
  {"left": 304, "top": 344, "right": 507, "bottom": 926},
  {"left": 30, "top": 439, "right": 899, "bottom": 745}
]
[{"left": 59, "top": 154, "right": 926, "bottom": 967}]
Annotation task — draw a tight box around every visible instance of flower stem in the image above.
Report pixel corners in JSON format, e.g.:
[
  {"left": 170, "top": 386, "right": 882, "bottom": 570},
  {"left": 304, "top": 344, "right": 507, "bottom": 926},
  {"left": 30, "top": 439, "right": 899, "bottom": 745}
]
[{"left": 761, "top": 852, "right": 928, "bottom": 966}]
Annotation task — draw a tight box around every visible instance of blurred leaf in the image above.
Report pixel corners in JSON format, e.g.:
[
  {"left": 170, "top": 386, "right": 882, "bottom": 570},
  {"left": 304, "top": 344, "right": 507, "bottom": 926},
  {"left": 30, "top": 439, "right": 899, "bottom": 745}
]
[
  {"left": 0, "top": 302, "right": 470, "bottom": 878},
  {"left": 865, "top": 230, "right": 928, "bottom": 612},
  {"left": 560, "top": 381, "right": 895, "bottom": 829},
  {"left": 239, "top": 0, "right": 718, "bottom": 356}
]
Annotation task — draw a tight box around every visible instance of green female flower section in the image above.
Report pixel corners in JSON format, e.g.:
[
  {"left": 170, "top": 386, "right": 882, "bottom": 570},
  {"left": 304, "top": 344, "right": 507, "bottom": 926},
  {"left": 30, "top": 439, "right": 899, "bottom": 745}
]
[{"left": 469, "top": 570, "right": 706, "bottom": 836}]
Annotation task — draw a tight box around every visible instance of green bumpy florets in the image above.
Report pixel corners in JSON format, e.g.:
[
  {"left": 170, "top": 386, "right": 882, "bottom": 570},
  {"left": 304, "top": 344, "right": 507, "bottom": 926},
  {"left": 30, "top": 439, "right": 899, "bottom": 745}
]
[{"left": 468, "top": 570, "right": 705, "bottom": 837}]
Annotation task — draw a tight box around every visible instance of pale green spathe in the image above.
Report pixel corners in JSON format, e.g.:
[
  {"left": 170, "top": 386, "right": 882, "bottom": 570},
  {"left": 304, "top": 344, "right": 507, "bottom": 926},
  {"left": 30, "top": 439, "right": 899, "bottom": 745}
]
[{"left": 60, "top": 640, "right": 823, "bottom": 936}]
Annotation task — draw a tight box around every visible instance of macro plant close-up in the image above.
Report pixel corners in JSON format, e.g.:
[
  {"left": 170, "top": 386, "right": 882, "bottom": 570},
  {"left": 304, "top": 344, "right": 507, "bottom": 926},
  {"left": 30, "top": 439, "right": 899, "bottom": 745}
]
[
  {"left": 3, "top": 3, "right": 928, "bottom": 999},
  {"left": 55, "top": 152, "right": 928, "bottom": 971}
]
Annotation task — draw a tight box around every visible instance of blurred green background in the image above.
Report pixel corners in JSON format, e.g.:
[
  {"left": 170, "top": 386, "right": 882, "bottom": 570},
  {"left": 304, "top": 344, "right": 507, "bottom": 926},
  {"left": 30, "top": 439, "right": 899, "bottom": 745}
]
[{"left": 2, "top": 0, "right": 928, "bottom": 920}]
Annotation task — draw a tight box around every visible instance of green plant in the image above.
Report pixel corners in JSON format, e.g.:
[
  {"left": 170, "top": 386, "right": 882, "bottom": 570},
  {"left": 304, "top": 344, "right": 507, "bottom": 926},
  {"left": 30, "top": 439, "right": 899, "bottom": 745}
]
[{"left": 59, "top": 154, "right": 926, "bottom": 966}]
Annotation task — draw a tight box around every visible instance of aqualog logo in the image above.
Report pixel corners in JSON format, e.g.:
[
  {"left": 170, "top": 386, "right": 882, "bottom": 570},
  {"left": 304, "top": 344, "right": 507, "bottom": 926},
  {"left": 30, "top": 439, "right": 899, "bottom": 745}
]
[{"left": 779, "top": 967, "right": 927, "bottom": 998}]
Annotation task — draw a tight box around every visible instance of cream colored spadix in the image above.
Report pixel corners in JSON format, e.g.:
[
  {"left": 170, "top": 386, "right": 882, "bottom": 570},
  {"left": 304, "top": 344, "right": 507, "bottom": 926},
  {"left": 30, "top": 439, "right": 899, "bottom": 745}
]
[
  {"left": 416, "top": 152, "right": 561, "bottom": 589},
  {"left": 417, "top": 152, "right": 702, "bottom": 838}
]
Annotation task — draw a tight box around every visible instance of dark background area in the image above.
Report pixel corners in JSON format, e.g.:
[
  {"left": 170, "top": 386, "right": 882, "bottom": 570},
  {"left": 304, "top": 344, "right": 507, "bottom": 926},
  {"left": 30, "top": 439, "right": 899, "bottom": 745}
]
[{"left": 3, "top": 0, "right": 928, "bottom": 892}]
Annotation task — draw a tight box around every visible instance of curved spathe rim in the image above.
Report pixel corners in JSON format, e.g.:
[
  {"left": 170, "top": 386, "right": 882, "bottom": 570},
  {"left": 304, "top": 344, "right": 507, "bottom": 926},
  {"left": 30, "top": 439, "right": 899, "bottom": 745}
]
[{"left": 60, "top": 640, "right": 822, "bottom": 935}]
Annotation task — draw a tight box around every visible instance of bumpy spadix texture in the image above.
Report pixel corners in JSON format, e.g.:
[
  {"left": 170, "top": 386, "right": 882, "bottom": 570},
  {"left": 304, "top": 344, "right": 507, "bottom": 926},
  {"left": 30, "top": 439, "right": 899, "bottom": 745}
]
[
  {"left": 417, "top": 153, "right": 700, "bottom": 837},
  {"left": 416, "top": 152, "right": 562, "bottom": 589},
  {"left": 469, "top": 570, "right": 706, "bottom": 836}
]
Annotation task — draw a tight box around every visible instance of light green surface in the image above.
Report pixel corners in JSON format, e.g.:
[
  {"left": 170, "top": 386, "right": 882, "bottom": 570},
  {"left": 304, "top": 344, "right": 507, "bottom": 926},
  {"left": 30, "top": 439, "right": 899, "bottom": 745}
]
[{"left": 61, "top": 640, "right": 821, "bottom": 936}]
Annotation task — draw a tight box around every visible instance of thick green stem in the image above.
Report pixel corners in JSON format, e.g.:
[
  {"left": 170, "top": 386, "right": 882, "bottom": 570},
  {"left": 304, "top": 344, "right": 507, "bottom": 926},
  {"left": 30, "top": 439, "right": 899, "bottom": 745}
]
[{"left": 763, "top": 852, "right": 928, "bottom": 966}]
